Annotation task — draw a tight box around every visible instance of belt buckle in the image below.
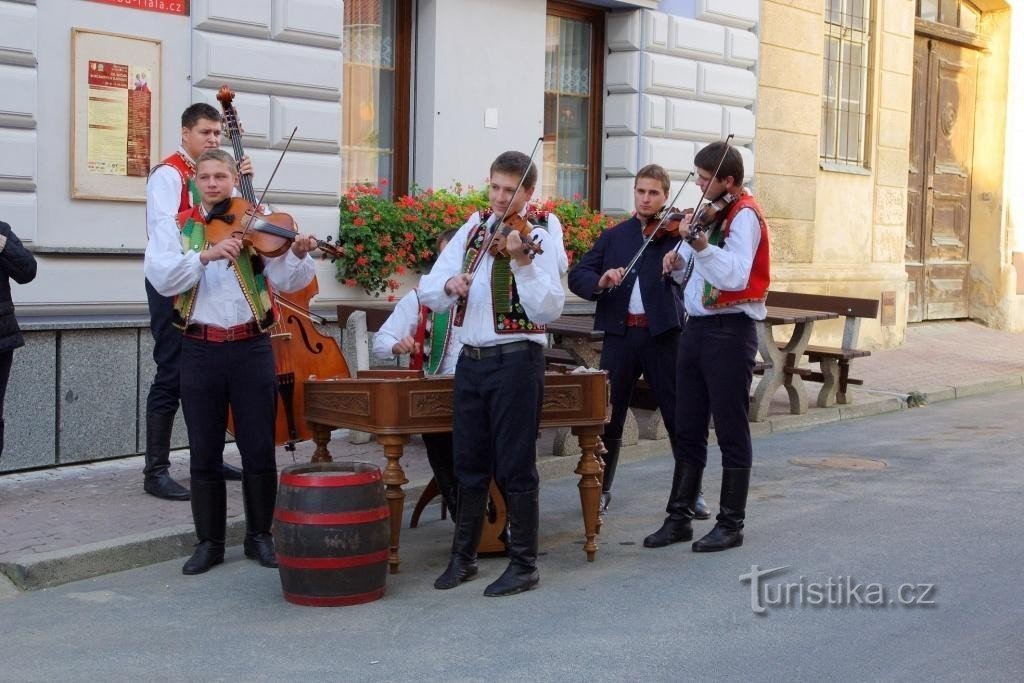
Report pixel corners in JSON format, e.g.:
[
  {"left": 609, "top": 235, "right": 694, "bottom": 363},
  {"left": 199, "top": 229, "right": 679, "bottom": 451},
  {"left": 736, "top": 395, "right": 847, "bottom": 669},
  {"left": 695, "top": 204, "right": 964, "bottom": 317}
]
[{"left": 224, "top": 326, "right": 238, "bottom": 342}]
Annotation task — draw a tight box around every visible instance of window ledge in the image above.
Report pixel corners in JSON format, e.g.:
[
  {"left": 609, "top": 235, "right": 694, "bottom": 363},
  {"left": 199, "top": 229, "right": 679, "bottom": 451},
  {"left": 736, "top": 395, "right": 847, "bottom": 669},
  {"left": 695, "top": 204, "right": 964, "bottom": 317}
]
[{"left": 820, "top": 161, "right": 872, "bottom": 176}]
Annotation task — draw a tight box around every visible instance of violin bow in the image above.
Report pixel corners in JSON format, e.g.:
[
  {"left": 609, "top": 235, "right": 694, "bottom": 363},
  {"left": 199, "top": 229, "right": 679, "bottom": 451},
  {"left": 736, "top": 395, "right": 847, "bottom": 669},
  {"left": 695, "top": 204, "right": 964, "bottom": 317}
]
[
  {"left": 240, "top": 127, "right": 298, "bottom": 240},
  {"left": 670, "top": 133, "right": 735, "bottom": 257},
  {"left": 610, "top": 171, "right": 693, "bottom": 292}
]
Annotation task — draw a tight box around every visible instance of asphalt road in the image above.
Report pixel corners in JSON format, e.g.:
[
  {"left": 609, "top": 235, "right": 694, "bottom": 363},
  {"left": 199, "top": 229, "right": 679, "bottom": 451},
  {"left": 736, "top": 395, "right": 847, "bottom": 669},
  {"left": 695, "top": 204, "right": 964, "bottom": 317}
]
[{"left": 2, "top": 390, "right": 1022, "bottom": 681}]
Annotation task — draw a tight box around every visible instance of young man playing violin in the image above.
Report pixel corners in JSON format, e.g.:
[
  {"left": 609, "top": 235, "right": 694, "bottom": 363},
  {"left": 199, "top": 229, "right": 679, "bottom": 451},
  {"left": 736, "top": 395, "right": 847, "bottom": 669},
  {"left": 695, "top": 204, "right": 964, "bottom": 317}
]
[
  {"left": 145, "top": 148, "right": 319, "bottom": 575},
  {"left": 418, "top": 150, "right": 565, "bottom": 597},
  {"left": 649, "top": 141, "right": 770, "bottom": 553},
  {"left": 567, "top": 164, "right": 709, "bottom": 521},
  {"left": 143, "top": 103, "right": 252, "bottom": 501},
  {"left": 373, "top": 228, "right": 462, "bottom": 518}
]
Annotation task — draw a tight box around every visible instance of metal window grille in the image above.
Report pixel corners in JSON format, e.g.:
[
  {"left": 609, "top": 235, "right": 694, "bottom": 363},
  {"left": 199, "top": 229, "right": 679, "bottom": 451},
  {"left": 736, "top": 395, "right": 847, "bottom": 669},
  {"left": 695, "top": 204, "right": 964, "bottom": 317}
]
[{"left": 821, "top": 0, "right": 871, "bottom": 166}]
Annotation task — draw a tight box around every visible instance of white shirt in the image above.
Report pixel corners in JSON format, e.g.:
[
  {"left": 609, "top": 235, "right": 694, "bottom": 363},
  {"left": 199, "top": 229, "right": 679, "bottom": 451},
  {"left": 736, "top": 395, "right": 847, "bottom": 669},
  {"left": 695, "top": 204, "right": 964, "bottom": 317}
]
[
  {"left": 418, "top": 211, "right": 565, "bottom": 348},
  {"left": 669, "top": 205, "right": 767, "bottom": 321},
  {"left": 372, "top": 290, "right": 462, "bottom": 375},
  {"left": 143, "top": 204, "right": 316, "bottom": 327},
  {"left": 545, "top": 212, "right": 569, "bottom": 275}
]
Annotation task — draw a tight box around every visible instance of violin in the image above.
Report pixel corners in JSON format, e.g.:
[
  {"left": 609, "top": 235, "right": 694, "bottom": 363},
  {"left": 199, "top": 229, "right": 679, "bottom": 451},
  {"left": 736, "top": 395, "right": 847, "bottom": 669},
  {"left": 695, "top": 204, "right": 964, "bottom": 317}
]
[
  {"left": 642, "top": 206, "right": 688, "bottom": 241},
  {"left": 204, "top": 196, "right": 342, "bottom": 260},
  {"left": 213, "top": 85, "right": 342, "bottom": 261},
  {"left": 682, "top": 192, "right": 738, "bottom": 244},
  {"left": 488, "top": 212, "right": 544, "bottom": 259}
]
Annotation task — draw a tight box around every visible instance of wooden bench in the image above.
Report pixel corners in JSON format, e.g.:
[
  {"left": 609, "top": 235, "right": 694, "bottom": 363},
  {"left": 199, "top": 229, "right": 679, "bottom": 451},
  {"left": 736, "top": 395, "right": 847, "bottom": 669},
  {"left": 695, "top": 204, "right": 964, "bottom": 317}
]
[{"left": 762, "top": 291, "right": 880, "bottom": 407}]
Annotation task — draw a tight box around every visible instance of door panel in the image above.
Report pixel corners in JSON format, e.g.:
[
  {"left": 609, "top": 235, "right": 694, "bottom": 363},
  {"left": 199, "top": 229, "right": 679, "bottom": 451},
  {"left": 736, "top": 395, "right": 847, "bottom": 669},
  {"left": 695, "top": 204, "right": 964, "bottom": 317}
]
[{"left": 905, "top": 35, "right": 978, "bottom": 321}]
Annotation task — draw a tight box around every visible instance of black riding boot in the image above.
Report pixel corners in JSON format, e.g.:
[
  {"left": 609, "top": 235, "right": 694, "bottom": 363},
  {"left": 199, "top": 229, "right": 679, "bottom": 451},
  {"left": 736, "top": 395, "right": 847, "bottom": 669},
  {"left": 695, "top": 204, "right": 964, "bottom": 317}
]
[
  {"left": 242, "top": 471, "right": 279, "bottom": 568},
  {"left": 643, "top": 461, "right": 703, "bottom": 548},
  {"left": 484, "top": 489, "right": 540, "bottom": 597},
  {"left": 434, "top": 487, "right": 488, "bottom": 589},
  {"left": 598, "top": 438, "right": 622, "bottom": 515},
  {"left": 143, "top": 412, "right": 190, "bottom": 501},
  {"left": 182, "top": 479, "right": 226, "bottom": 574},
  {"left": 693, "top": 467, "right": 750, "bottom": 552}
]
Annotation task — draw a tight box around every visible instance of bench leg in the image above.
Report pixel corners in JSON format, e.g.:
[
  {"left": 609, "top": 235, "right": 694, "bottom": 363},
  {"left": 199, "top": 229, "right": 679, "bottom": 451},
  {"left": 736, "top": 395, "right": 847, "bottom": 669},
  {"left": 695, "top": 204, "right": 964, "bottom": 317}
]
[
  {"left": 816, "top": 357, "right": 840, "bottom": 408},
  {"left": 837, "top": 360, "right": 852, "bottom": 405}
]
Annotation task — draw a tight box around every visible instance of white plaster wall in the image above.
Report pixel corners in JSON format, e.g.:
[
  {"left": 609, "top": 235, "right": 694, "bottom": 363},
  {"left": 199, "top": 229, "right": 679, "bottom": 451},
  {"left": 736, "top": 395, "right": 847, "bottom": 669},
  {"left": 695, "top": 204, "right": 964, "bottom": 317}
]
[
  {"left": 1, "top": 0, "right": 344, "bottom": 315},
  {"left": 414, "top": 0, "right": 547, "bottom": 191},
  {"left": 601, "top": 6, "right": 759, "bottom": 215}
]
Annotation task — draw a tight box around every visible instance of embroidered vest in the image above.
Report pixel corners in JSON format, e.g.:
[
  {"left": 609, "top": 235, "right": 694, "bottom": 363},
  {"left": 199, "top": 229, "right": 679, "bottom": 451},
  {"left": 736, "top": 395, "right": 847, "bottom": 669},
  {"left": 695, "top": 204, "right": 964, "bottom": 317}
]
[
  {"left": 457, "top": 211, "right": 547, "bottom": 335},
  {"left": 171, "top": 205, "right": 279, "bottom": 330},
  {"left": 150, "top": 151, "right": 199, "bottom": 216},
  {"left": 701, "top": 192, "right": 771, "bottom": 309},
  {"left": 422, "top": 306, "right": 453, "bottom": 376}
]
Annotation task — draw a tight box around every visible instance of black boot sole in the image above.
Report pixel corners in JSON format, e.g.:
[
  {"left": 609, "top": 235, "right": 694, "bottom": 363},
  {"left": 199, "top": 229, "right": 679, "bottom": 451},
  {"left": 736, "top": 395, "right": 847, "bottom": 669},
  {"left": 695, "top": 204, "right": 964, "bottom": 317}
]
[
  {"left": 483, "top": 572, "right": 539, "bottom": 597},
  {"left": 434, "top": 565, "right": 479, "bottom": 590},
  {"left": 692, "top": 532, "right": 743, "bottom": 552},
  {"left": 182, "top": 553, "right": 224, "bottom": 575},
  {"left": 144, "top": 479, "right": 191, "bottom": 501}
]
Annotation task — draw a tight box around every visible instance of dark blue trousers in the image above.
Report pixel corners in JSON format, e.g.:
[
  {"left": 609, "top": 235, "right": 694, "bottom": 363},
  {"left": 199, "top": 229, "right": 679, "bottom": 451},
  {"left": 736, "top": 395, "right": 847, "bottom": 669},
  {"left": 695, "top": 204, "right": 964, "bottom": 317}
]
[
  {"left": 179, "top": 334, "right": 278, "bottom": 481},
  {"left": 145, "top": 279, "right": 181, "bottom": 418},
  {"left": 674, "top": 314, "right": 758, "bottom": 469},
  {"left": 0, "top": 348, "right": 11, "bottom": 457},
  {"left": 452, "top": 343, "right": 545, "bottom": 494},
  {"left": 600, "top": 327, "right": 680, "bottom": 448}
]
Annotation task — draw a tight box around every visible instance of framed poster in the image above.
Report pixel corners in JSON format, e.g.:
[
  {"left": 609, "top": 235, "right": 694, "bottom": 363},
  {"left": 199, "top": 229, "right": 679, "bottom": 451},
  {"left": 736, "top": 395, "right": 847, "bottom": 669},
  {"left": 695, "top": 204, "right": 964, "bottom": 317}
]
[{"left": 71, "top": 28, "right": 162, "bottom": 201}]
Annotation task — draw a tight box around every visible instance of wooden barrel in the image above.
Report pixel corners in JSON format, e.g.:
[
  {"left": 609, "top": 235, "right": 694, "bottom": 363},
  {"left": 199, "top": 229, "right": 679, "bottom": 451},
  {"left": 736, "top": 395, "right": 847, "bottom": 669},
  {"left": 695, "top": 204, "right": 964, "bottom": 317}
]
[{"left": 274, "top": 462, "right": 390, "bottom": 606}]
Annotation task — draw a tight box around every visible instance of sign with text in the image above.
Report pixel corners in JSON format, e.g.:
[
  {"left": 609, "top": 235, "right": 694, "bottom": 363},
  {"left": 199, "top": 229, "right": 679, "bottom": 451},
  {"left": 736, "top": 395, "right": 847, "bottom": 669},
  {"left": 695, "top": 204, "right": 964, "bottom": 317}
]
[{"left": 86, "top": 0, "right": 189, "bottom": 16}]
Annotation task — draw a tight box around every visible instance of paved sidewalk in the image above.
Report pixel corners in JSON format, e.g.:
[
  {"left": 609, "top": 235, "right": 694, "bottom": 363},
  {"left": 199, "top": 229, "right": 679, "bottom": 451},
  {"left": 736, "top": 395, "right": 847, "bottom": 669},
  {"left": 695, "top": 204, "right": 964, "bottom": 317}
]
[{"left": 1, "top": 320, "right": 1022, "bottom": 591}]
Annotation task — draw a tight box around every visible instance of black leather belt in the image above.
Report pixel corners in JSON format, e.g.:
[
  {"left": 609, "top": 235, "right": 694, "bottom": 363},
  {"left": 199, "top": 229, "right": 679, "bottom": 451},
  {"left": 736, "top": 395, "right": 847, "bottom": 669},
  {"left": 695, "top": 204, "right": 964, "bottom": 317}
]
[{"left": 460, "top": 340, "right": 535, "bottom": 360}]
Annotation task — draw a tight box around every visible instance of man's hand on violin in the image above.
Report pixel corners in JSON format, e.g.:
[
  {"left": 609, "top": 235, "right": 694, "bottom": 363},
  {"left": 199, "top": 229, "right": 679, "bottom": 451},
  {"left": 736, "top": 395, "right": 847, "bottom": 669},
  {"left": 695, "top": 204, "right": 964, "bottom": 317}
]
[
  {"left": 662, "top": 250, "right": 684, "bottom": 276},
  {"left": 201, "top": 237, "right": 243, "bottom": 266},
  {"left": 597, "top": 267, "right": 626, "bottom": 290},
  {"left": 392, "top": 335, "right": 417, "bottom": 355},
  {"left": 444, "top": 273, "right": 473, "bottom": 298},
  {"left": 290, "top": 233, "right": 319, "bottom": 259},
  {"left": 504, "top": 230, "right": 532, "bottom": 267}
]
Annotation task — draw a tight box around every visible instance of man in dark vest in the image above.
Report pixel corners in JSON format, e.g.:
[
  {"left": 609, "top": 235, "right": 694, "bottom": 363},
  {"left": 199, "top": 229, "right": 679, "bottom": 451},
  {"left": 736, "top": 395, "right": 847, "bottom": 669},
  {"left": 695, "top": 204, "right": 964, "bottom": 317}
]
[
  {"left": 650, "top": 141, "right": 770, "bottom": 552},
  {"left": 143, "top": 103, "right": 250, "bottom": 500},
  {"left": 568, "top": 164, "right": 709, "bottom": 520}
]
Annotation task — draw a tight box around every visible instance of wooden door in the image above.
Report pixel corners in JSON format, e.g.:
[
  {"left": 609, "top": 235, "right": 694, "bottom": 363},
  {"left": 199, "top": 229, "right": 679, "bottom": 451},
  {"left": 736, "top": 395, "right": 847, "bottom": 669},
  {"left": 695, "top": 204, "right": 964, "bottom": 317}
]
[{"left": 906, "top": 37, "right": 978, "bottom": 321}]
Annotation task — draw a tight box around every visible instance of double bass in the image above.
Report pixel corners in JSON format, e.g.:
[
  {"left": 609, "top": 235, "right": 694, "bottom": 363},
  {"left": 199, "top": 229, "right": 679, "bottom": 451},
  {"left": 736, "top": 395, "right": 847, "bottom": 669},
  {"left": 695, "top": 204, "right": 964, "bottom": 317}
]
[{"left": 216, "top": 85, "right": 351, "bottom": 449}]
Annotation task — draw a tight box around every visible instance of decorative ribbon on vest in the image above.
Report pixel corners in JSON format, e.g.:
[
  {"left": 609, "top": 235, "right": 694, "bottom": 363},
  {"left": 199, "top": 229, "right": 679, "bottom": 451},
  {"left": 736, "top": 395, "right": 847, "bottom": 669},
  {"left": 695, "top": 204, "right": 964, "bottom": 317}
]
[
  {"left": 700, "top": 191, "right": 771, "bottom": 309},
  {"left": 454, "top": 210, "right": 547, "bottom": 335},
  {"left": 171, "top": 206, "right": 278, "bottom": 330}
]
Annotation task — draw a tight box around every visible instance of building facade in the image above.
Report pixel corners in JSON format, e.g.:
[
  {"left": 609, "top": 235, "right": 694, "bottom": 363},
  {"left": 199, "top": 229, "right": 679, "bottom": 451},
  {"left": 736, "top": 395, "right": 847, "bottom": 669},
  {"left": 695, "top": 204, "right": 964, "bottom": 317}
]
[{"left": 0, "top": 0, "right": 1019, "bottom": 470}]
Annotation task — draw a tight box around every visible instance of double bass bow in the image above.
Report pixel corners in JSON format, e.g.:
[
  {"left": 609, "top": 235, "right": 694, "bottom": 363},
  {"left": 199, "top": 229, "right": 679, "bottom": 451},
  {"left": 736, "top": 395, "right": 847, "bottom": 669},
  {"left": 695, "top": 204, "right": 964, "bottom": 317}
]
[{"left": 216, "top": 85, "right": 351, "bottom": 450}]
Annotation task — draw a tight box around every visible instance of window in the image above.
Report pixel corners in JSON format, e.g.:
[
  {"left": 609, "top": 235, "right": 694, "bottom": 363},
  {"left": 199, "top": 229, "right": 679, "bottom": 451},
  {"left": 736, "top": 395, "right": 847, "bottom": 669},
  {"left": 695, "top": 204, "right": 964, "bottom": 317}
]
[
  {"left": 820, "top": 0, "right": 872, "bottom": 167},
  {"left": 341, "top": 0, "right": 411, "bottom": 196},
  {"left": 917, "top": 0, "right": 981, "bottom": 31},
  {"left": 543, "top": 2, "right": 604, "bottom": 205}
]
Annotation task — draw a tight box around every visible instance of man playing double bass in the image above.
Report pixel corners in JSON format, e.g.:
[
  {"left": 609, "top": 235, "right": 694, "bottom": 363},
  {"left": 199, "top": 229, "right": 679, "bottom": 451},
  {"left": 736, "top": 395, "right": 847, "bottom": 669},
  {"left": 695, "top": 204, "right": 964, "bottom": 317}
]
[
  {"left": 651, "top": 141, "right": 769, "bottom": 553},
  {"left": 567, "top": 164, "right": 709, "bottom": 521},
  {"left": 143, "top": 103, "right": 251, "bottom": 500}
]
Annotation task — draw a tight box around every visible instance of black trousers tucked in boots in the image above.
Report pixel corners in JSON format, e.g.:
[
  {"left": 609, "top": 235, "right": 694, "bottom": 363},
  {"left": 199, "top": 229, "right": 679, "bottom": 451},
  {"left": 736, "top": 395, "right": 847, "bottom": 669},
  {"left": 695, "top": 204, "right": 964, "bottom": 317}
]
[
  {"left": 434, "top": 486, "right": 488, "bottom": 589},
  {"left": 484, "top": 489, "right": 540, "bottom": 596},
  {"left": 242, "top": 471, "right": 279, "bottom": 568},
  {"left": 693, "top": 467, "right": 749, "bottom": 552},
  {"left": 643, "top": 460, "right": 704, "bottom": 548},
  {"left": 182, "top": 479, "right": 226, "bottom": 574}
]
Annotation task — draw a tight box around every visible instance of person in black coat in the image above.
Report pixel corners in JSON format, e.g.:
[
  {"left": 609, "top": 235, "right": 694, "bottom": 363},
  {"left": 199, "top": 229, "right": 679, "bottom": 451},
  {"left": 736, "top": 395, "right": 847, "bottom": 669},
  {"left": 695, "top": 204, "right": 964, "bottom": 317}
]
[
  {"left": 567, "top": 165, "right": 708, "bottom": 519},
  {"left": 0, "top": 221, "right": 38, "bottom": 458}
]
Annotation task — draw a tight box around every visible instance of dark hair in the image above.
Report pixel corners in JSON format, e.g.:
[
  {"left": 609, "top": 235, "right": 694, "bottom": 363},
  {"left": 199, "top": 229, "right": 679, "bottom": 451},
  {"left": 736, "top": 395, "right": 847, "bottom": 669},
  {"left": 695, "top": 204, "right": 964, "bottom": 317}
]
[
  {"left": 490, "top": 151, "right": 537, "bottom": 190},
  {"left": 436, "top": 228, "right": 458, "bottom": 254},
  {"left": 694, "top": 141, "right": 744, "bottom": 186},
  {"left": 181, "top": 103, "right": 221, "bottom": 129},
  {"left": 635, "top": 164, "right": 671, "bottom": 195}
]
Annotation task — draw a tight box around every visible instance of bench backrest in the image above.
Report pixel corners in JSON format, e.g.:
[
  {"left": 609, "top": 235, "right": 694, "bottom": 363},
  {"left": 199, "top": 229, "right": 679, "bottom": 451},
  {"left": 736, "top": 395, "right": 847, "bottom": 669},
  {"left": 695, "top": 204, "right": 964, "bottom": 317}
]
[
  {"left": 765, "top": 291, "right": 879, "bottom": 319},
  {"left": 337, "top": 303, "right": 396, "bottom": 333},
  {"left": 765, "top": 291, "right": 879, "bottom": 350}
]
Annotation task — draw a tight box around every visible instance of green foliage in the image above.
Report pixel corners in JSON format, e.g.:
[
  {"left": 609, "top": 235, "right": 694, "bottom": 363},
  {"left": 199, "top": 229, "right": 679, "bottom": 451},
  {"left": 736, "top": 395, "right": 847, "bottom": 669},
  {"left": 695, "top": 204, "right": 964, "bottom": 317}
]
[{"left": 336, "top": 181, "right": 617, "bottom": 297}]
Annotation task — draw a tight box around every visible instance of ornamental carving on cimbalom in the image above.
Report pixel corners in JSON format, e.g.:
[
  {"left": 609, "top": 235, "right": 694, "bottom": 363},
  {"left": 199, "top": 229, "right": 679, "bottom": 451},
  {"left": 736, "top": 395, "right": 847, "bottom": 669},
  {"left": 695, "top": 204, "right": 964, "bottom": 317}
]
[
  {"left": 312, "top": 392, "right": 370, "bottom": 417},
  {"left": 410, "top": 391, "right": 453, "bottom": 418},
  {"left": 543, "top": 386, "right": 583, "bottom": 411},
  {"left": 940, "top": 102, "right": 957, "bottom": 137}
]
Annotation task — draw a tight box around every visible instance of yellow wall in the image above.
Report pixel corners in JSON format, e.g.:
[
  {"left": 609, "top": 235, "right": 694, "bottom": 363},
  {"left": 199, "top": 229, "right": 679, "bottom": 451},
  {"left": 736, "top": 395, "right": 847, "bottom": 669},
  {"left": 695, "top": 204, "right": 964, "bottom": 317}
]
[{"left": 758, "top": 0, "right": 1019, "bottom": 348}]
